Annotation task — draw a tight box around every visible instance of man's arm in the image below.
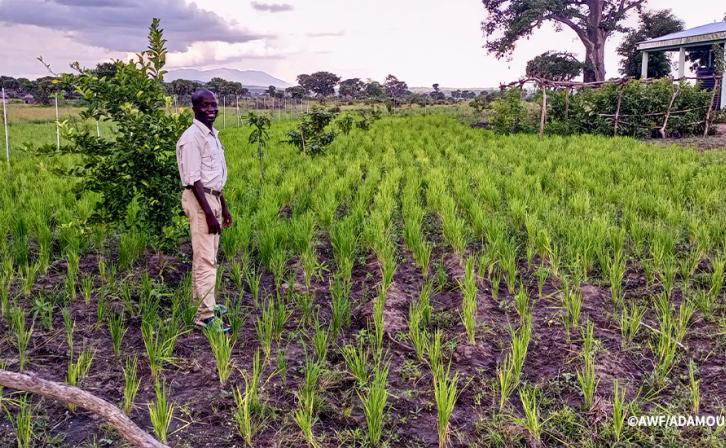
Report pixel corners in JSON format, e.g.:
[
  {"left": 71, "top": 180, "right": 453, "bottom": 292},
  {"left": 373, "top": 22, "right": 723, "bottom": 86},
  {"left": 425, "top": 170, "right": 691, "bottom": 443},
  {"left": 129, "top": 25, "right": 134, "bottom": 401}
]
[
  {"left": 220, "top": 193, "right": 232, "bottom": 228},
  {"left": 191, "top": 180, "right": 221, "bottom": 234}
]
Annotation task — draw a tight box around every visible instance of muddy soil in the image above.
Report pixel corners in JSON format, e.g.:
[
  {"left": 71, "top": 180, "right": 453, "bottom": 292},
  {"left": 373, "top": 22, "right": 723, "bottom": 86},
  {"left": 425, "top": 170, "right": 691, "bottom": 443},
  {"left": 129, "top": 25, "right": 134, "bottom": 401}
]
[{"left": 0, "top": 236, "right": 724, "bottom": 447}]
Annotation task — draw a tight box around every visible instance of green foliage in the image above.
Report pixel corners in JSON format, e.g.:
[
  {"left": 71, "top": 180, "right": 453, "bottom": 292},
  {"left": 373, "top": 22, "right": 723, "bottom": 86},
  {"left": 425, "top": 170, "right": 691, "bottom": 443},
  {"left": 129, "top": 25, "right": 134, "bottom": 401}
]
[
  {"left": 617, "top": 10, "right": 684, "bottom": 78},
  {"left": 526, "top": 51, "right": 583, "bottom": 81},
  {"left": 490, "top": 88, "right": 533, "bottom": 134},
  {"left": 285, "top": 106, "right": 338, "bottom": 155},
  {"left": 49, "top": 18, "right": 190, "bottom": 244},
  {"left": 246, "top": 112, "right": 271, "bottom": 179},
  {"left": 544, "top": 79, "right": 712, "bottom": 137}
]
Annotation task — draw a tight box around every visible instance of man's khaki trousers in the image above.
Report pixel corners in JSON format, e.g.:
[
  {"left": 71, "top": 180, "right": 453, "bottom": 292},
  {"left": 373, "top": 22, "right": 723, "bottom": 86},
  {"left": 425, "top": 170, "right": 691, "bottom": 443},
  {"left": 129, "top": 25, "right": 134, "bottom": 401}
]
[{"left": 181, "top": 189, "right": 221, "bottom": 323}]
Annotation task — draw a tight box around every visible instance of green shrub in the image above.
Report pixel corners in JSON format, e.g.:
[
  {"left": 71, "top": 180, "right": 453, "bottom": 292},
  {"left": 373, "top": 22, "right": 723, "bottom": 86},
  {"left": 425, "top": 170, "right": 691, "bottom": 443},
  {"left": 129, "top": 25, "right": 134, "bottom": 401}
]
[
  {"left": 490, "top": 88, "right": 535, "bottom": 134},
  {"left": 48, "top": 19, "right": 190, "bottom": 244}
]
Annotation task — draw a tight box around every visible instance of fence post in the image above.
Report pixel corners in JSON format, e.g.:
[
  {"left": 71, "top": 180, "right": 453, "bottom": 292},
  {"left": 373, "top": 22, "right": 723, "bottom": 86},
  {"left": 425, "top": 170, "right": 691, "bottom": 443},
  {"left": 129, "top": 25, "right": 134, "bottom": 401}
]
[
  {"left": 613, "top": 86, "right": 624, "bottom": 136},
  {"left": 236, "top": 94, "right": 240, "bottom": 127},
  {"left": 54, "top": 95, "right": 60, "bottom": 151},
  {"left": 2, "top": 87, "right": 9, "bottom": 165},
  {"left": 659, "top": 84, "right": 680, "bottom": 138},
  {"left": 222, "top": 95, "right": 226, "bottom": 129},
  {"left": 703, "top": 76, "right": 720, "bottom": 137},
  {"left": 538, "top": 81, "right": 547, "bottom": 137}
]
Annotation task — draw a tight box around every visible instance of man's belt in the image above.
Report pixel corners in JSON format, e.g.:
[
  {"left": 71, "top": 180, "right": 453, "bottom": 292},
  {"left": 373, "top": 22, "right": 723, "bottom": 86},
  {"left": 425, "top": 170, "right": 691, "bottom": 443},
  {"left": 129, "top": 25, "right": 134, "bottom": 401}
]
[{"left": 185, "top": 185, "right": 222, "bottom": 197}]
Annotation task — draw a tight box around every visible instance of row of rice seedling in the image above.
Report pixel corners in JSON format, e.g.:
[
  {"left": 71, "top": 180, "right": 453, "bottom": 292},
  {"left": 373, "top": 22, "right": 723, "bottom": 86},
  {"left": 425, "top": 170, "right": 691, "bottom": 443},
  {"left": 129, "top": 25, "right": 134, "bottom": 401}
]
[{"left": 2, "top": 112, "right": 725, "bottom": 446}]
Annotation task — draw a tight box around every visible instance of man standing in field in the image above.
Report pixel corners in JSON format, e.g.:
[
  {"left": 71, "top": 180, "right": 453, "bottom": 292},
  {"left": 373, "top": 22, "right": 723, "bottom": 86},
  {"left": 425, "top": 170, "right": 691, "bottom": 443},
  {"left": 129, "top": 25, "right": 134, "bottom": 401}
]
[{"left": 176, "top": 89, "right": 232, "bottom": 332}]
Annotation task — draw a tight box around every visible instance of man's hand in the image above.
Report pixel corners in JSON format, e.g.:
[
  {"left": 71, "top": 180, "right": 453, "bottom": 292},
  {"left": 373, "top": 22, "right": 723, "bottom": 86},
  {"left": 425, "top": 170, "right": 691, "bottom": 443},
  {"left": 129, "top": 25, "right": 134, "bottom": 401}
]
[
  {"left": 205, "top": 212, "right": 221, "bottom": 234},
  {"left": 220, "top": 193, "right": 232, "bottom": 229},
  {"left": 222, "top": 208, "right": 232, "bottom": 228}
]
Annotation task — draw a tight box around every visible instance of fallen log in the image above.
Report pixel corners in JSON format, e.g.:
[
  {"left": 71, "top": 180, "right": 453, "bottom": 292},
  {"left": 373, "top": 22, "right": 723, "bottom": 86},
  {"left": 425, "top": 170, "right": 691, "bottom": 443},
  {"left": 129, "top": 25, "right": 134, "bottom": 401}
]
[{"left": 0, "top": 370, "right": 168, "bottom": 448}]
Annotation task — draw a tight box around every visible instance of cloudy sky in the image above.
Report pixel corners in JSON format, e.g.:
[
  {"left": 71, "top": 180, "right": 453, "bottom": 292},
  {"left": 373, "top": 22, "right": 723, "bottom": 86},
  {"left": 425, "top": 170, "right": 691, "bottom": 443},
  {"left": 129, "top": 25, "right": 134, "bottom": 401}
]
[{"left": 0, "top": 0, "right": 722, "bottom": 87}]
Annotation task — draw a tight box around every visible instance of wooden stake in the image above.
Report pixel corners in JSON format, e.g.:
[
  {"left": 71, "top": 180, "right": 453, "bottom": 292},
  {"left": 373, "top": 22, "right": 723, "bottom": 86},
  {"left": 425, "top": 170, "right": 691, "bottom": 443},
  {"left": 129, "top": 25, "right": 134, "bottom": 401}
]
[
  {"left": 538, "top": 82, "right": 547, "bottom": 137},
  {"left": 703, "top": 76, "right": 720, "bottom": 137},
  {"left": 54, "top": 95, "right": 60, "bottom": 150},
  {"left": 0, "top": 370, "right": 168, "bottom": 448},
  {"left": 2, "top": 87, "right": 9, "bottom": 164},
  {"left": 659, "top": 84, "right": 680, "bottom": 138},
  {"left": 613, "top": 87, "right": 624, "bottom": 136}
]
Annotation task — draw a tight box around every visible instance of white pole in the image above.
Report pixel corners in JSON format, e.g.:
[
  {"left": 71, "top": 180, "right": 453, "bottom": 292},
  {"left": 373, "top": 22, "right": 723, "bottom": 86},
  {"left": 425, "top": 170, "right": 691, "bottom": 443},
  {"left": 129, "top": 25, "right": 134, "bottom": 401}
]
[
  {"left": 96, "top": 120, "right": 100, "bottom": 137},
  {"left": 236, "top": 94, "right": 240, "bottom": 127},
  {"left": 641, "top": 51, "right": 649, "bottom": 79},
  {"left": 54, "top": 95, "right": 60, "bottom": 150},
  {"left": 223, "top": 95, "right": 226, "bottom": 129},
  {"left": 2, "top": 87, "right": 9, "bottom": 164}
]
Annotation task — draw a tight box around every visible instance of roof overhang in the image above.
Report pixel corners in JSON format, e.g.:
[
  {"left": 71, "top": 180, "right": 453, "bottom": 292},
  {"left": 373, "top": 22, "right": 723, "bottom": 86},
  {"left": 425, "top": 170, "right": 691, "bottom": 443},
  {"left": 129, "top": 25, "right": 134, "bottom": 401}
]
[{"left": 637, "top": 32, "right": 726, "bottom": 52}]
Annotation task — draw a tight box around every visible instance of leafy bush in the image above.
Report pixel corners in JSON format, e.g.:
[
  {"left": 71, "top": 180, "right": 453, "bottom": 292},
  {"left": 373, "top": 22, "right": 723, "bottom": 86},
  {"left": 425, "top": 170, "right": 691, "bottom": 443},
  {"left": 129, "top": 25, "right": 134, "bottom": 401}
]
[
  {"left": 285, "top": 106, "right": 338, "bottom": 155},
  {"left": 50, "top": 19, "right": 190, "bottom": 243},
  {"left": 563, "top": 79, "right": 711, "bottom": 137},
  {"left": 490, "top": 88, "right": 534, "bottom": 134},
  {"left": 492, "top": 79, "right": 712, "bottom": 138}
]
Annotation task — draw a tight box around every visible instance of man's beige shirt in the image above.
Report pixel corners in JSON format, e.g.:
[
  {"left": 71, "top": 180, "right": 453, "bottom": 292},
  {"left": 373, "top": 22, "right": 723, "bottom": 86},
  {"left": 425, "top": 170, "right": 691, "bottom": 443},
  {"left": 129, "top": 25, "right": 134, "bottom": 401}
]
[{"left": 176, "top": 119, "right": 228, "bottom": 192}]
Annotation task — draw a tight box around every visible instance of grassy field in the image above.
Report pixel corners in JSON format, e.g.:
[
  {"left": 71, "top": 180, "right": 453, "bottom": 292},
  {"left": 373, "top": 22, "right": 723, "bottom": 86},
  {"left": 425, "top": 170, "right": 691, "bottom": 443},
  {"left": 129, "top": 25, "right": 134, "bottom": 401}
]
[{"left": 1, "top": 111, "right": 725, "bottom": 447}]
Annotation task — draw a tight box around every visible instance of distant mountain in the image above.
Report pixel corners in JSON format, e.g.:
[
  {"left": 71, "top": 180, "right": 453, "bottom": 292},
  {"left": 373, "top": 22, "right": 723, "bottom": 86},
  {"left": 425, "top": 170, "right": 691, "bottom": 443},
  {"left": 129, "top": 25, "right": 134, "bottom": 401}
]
[
  {"left": 409, "top": 86, "right": 495, "bottom": 94},
  {"left": 166, "top": 68, "right": 291, "bottom": 88}
]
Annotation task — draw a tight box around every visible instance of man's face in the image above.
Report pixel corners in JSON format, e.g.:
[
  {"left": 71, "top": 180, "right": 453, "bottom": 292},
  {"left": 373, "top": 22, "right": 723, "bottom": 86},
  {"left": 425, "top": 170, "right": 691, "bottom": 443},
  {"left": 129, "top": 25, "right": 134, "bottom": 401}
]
[{"left": 193, "top": 93, "right": 218, "bottom": 125}]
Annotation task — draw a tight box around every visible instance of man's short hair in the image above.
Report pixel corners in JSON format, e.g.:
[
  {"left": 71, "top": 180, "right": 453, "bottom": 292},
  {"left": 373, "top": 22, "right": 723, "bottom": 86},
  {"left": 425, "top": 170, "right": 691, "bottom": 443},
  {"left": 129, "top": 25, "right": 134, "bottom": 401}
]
[{"left": 191, "top": 89, "right": 216, "bottom": 109}]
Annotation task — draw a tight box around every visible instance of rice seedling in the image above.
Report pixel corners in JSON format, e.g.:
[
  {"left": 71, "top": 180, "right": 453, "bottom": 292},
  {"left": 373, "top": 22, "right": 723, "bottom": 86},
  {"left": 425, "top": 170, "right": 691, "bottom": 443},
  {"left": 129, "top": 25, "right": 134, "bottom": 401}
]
[
  {"left": 9, "top": 306, "right": 33, "bottom": 371},
  {"left": 294, "top": 391, "right": 319, "bottom": 448},
  {"left": 295, "top": 357, "right": 322, "bottom": 448},
  {"left": 692, "top": 288, "right": 715, "bottom": 315},
  {"left": 8, "top": 394, "right": 33, "bottom": 448},
  {"left": 330, "top": 276, "right": 351, "bottom": 341},
  {"left": 651, "top": 298, "right": 679, "bottom": 383},
  {"left": 20, "top": 262, "right": 38, "bottom": 297},
  {"left": 430, "top": 342, "right": 460, "bottom": 448},
  {"left": 66, "top": 348, "right": 94, "bottom": 411},
  {"left": 408, "top": 300, "right": 429, "bottom": 362},
  {"left": 244, "top": 265, "right": 263, "bottom": 308},
  {"left": 61, "top": 306, "right": 74, "bottom": 354},
  {"left": 312, "top": 322, "right": 329, "bottom": 363},
  {"left": 95, "top": 293, "right": 109, "bottom": 329},
  {"left": 233, "top": 375, "right": 257, "bottom": 447},
  {"left": 204, "top": 324, "right": 236, "bottom": 384},
  {"left": 576, "top": 321, "right": 598, "bottom": 410},
  {"left": 31, "top": 295, "right": 54, "bottom": 330},
  {"left": 81, "top": 275, "right": 93, "bottom": 304},
  {"left": 0, "top": 272, "right": 10, "bottom": 317},
  {"left": 608, "top": 253, "right": 626, "bottom": 306},
  {"left": 122, "top": 356, "right": 141, "bottom": 414},
  {"left": 516, "top": 387, "right": 543, "bottom": 444},
  {"left": 148, "top": 379, "right": 175, "bottom": 444},
  {"left": 674, "top": 299, "right": 695, "bottom": 344},
  {"left": 459, "top": 256, "right": 478, "bottom": 344},
  {"left": 620, "top": 302, "right": 645, "bottom": 347},
  {"left": 535, "top": 265, "right": 548, "bottom": 299},
  {"left": 561, "top": 278, "right": 583, "bottom": 336},
  {"left": 497, "top": 316, "right": 532, "bottom": 411},
  {"left": 276, "top": 346, "right": 288, "bottom": 384},
  {"left": 359, "top": 361, "right": 390, "bottom": 446},
  {"left": 225, "top": 296, "right": 246, "bottom": 343},
  {"left": 342, "top": 339, "right": 370, "bottom": 386},
  {"left": 514, "top": 287, "right": 530, "bottom": 322},
  {"left": 119, "top": 282, "right": 135, "bottom": 317},
  {"left": 611, "top": 379, "right": 627, "bottom": 442},
  {"left": 708, "top": 254, "right": 724, "bottom": 302},
  {"left": 256, "top": 303, "right": 275, "bottom": 360},
  {"left": 246, "top": 349, "right": 264, "bottom": 414},
  {"left": 141, "top": 317, "right": 182, "bottom": 378}
]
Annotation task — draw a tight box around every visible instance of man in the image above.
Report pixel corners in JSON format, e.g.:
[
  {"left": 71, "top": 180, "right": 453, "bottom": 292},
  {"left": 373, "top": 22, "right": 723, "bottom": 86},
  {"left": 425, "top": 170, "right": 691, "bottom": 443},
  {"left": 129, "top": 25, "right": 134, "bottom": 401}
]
[{"left": 176, "top": 89, "right": 232, "bottom": 332}]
